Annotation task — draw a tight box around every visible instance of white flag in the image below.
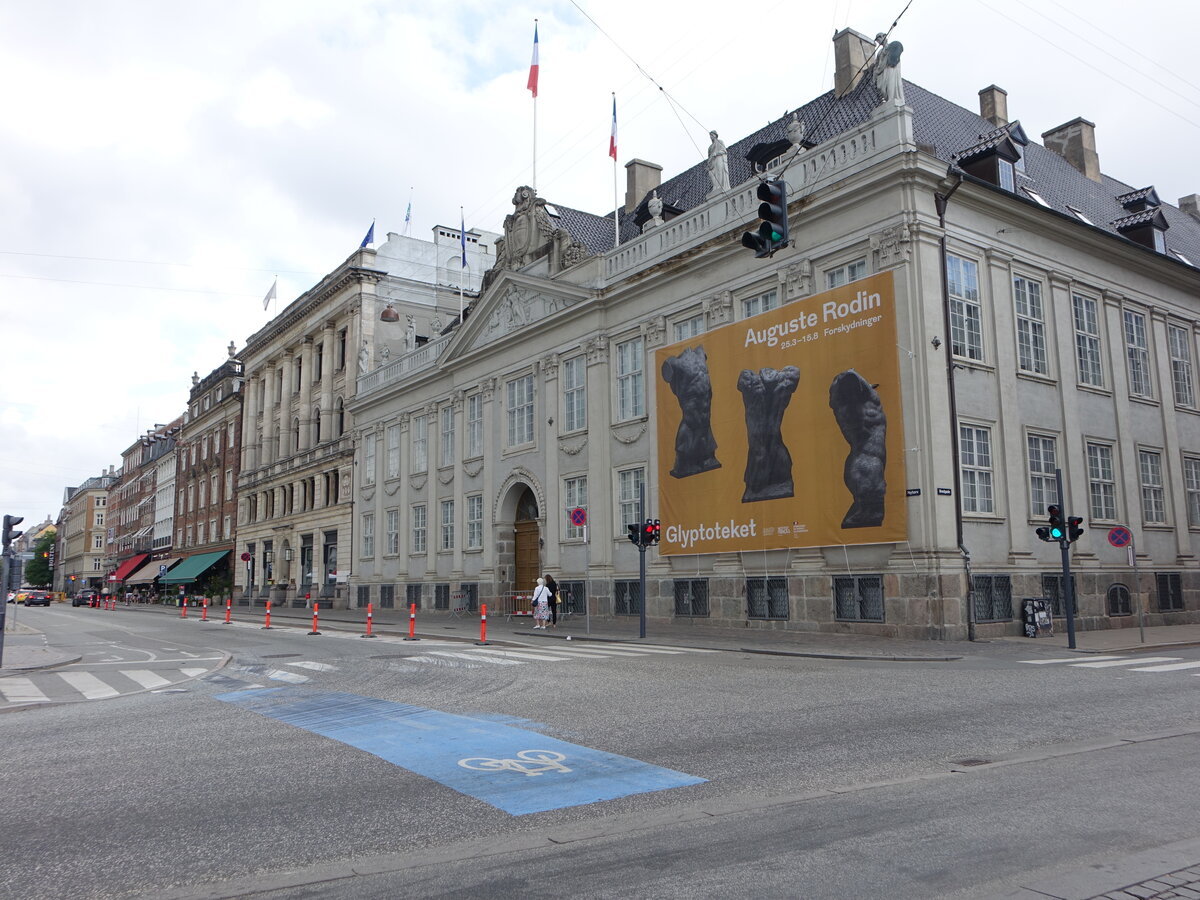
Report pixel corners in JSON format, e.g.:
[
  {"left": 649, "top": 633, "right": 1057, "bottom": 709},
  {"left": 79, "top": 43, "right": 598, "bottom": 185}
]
[{"left": 262, "top": 277, "right": 277, "bottom": 310}]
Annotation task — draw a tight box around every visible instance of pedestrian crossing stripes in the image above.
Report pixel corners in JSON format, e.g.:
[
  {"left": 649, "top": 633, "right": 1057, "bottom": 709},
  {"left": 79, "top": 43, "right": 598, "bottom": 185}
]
[
  {"left": 0, "top": 666, "right": 218, "bottom": 706},
  {"left": 403, "top": 642, "right": 715, "bottom": 669},
  {"left": 1020, "top": 654, "right": 1200, "bottom": 675}
]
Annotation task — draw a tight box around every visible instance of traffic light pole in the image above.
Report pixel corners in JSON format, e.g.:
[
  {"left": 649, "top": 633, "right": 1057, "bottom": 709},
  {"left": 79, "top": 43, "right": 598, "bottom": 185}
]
[
  {"left": 1055, "top": 469, "right": 1078, "bottom": 650},
  {"left": 638, "top": 483, "right": 647, "bottom": 640}
]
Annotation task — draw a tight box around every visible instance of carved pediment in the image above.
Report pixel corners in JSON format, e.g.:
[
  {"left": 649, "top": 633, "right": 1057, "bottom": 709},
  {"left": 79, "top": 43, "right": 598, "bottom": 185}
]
[{"left": 453, "top": 271, "right": 594, "bottom": 354}]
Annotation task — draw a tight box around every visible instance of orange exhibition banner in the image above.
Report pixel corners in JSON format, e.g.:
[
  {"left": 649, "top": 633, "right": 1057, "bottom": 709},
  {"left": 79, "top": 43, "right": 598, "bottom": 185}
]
[{"left": 655, "top": 271, "right": 906, "bottom": 555}]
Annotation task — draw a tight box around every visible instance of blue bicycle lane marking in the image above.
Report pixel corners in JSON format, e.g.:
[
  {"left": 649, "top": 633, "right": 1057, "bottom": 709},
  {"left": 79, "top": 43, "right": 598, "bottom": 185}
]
[{"left": 216, "top": 688, "right": 706, "bottom": 815}]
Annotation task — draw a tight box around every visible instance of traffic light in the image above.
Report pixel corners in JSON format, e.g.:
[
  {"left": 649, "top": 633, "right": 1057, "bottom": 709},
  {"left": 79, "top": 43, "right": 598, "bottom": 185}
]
[
  {"left": 740, "top": 179, "right": 789, "bottom": 258},
  {"left": 1047, "top": 505, "right": 1064, "bottom": 541},
  {"left": 641, "top": 520, "right": 655, "bottom": 545},
  {"left": 1067, "top": 516, "right": 1084, "bottom": 543},
  {"left": 627, "top": 524, "right": 641, "bottom": 546},
  {"left": 2, "top": 514, "right": 23, "bottom": 548},
  {"left": 651, "top": 519, "right": 661, "bottom": 544}
]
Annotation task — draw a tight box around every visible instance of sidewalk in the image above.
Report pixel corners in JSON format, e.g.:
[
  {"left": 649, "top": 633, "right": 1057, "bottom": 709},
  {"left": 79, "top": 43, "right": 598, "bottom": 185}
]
[{"left": 0, "top": 620, "right": 82, "bottom": 674}]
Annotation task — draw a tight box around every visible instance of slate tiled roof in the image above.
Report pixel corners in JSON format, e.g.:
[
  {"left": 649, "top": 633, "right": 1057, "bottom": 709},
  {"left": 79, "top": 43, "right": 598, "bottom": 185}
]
[{"left": 551, "top": 71, "right": 1200, "bottom": 273}]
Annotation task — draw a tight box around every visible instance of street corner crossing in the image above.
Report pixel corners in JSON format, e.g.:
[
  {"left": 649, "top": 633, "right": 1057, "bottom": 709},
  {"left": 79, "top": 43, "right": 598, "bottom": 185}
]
[{"left": 215, "top": 688, "right": 706, "bottom": 815}]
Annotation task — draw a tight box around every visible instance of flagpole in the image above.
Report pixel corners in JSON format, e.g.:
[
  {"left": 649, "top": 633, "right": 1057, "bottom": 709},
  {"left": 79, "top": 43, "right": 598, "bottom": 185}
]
[
  {"left": 459, "top": 206, "right": 466, "bottom": 324},
  {"left": 530, "top": 19, "right": 539, "bottom": 193},
  {"left": 611, "top": 93, "right": 619, "bottom": 251}
]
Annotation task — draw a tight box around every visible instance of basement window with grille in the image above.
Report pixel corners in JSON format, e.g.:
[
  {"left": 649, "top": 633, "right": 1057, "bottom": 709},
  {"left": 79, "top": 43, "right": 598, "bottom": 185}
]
[
  {"left": 972, "top": 574, "right": 1013, "bottom": 622},
  {"left": 614, "top": 580, "right": 641, "bottom": 616},
  {"left": 1040, "top": 573, "right": 1077, "bottom": 617},
  {"left": 746, "top": 576, "right": 789, "bottom": 620},
  {"left": 434, "top": 583, "right": 450, "bottom": 610},
  {"left": 834, "top": 575, "right": 884, "bottom": 622},
  {"left": 379, "top": 584, "right": 395, "bottom": 609},
  {"left": 673, "top": 579, "right": 710, "bottom": 617},
  {"left": 356, "top": 585, "right": 371, "bottom": 608},
  {"left": 1156, "top": 572, "right": 1183, "bottom": 611},
  {"left": 1106, "top": 583, "right": 1131, "bottom": 617},
  {"left": 558, "top": 580, "right": 586, "bottom": 616},
  {"left": 406, "top": 583, "right": 422, "bottom": 610}
]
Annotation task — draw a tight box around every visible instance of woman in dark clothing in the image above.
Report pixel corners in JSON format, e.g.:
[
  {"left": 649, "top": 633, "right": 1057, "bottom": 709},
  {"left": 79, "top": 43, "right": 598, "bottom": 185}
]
[{"left": 544, "top": 573, "right": 559, "bottom": 626}]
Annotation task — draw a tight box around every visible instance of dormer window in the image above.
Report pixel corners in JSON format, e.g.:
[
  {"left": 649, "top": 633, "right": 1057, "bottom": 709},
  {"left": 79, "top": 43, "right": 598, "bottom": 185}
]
[
  {"left": 954, "top": 121, "right": 1029, "bottom": 193},
  {"left": 998, "top": 159, "right": 1014, "bottom": 191},
  {"left": 1113, "top": 207, "right": 1169, "bottom": 253}
]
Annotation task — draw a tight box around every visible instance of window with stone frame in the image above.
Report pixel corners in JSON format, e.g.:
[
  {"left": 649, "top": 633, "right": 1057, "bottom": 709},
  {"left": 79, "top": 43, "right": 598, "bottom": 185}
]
[
  {"left": 741, "top": 289, "right": 778, "bottom": 318},
  {"left": 361, "top": 513, "right": 374, "bottom": 558},
  {"left": 834, "top": 574, "right": 884, "bottom": 622},
  {"left": 466, "top": 494, "right": 483, "bottom": 550},
  {"left": 1168, "top": 323, "right": 1195, "bottom": 408},
  {"left": 379, "top": 584, "right": 395, "bottom": 609},
  {"left": 673, "top": 314, "right": 704, "bottom": 342},
  {"left": 411, "top": 504, "right": 426, "bottom": 554},
  {"left": 1139, "top": 449, "right": 1166, "bottom": 524},
  {"left": 406, "top": 583, "right": 422, "bottom": 609},
  {"left": 747, "top": 576, "right": 789, "bottom": 619},
  {"left": 618, "top": 468, "right": 644, "bottom": 531},
  {"left": 440, "top": 405, "right": 456, "bottom": 468},
  {"left": 1156, "top": 572, "right": 1183, "bottom": 611},
  {"left": 1027, "top": 434, "right": 1059, "bottom": 513},
  {"left": 411, "top": 414, "right": 428, "bottom": 474},
  {"left": 1185, "top": 457, "right": 1200, "bottom": 528},
  {"left": 947, "top": 254, "right": 983, "bottom": 360},
  {"left": 385, "top": 508, "right": 400, "bottom": 556},
  {"left": 673, "top": 579, "right": 710, "bottom": 617},
  {"left": 1086, "top": 442, "right": 1117, "bottom": 521},
  {"left": 466, "top": 393, "right": 483, "bottom": 458},
  {"left": 507, "top": 373, "right": 535, "bottom": 445},
  {"left": 825, "top": 259, "right": 866, "bottom": 290},
  {"left": 363, "top": 434, "right": 376, "bottom": 485},
  {"left": 440, "top": 499, "right": 455, "bottom": 551},
  {"left": 972, "top": 574, "right": 1013, "bottom": 622},
  {"left": 1124, "top": 309, "right": 1154, "bottom": 399},
  {"left": 959, "top": 424, "right": 995, "bottom": 514},
  {"left": 1013, "top": 276, "right": 1048, "bottom": 375},
  {"left": 614, "top": 579, "right": 641, "bottom": 616},
  {"left": 385, "top": 424, "right": 401, "bottom": 479},
  {"left": 564, "top": 476, "right": 587, "bottom": 540},
  {"left": 562, "top": 356, "right": 587, "bottom": 432},
  {"left": 616, "top": 337, "right": 645, "bottom": 420}
]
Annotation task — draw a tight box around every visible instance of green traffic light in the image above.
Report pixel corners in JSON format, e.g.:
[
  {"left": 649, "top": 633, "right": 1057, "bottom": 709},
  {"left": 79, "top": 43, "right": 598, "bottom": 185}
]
[{"left": 1049, "top": 526, "right": 1064, "bottom": 540}]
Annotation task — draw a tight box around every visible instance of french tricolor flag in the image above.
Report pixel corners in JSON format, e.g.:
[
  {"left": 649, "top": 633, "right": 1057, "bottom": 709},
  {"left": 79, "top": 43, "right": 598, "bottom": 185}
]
[
  {"left": 527, "top": 23, "right": 539, "bottom": 97},
  {"left": 609, "top": 95, "right": 617, "bottom": 160}
]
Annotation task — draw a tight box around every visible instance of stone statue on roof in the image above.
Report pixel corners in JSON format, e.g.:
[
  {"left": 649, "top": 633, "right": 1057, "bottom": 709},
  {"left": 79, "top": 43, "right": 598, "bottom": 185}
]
[
  {"left": 786, "top": 114, "right": 808, "bottom": 149},
  {"left": 873, "top": 33, "right": 904, "bottom": 107},
  {"left": 706, "top": 131, "right": 731, "bottom": 197},
  {"left": 643, "top": 190, "right": 665, "bottom": 233}
]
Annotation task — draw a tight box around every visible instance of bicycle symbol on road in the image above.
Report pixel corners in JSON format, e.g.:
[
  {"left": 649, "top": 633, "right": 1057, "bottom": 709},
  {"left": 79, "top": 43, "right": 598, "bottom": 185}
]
[{"left": 458, "top": 749, "right": 572, "bottom": 777}]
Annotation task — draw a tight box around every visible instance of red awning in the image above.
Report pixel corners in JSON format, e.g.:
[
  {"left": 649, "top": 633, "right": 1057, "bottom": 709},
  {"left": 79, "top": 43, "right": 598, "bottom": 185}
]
[{"left": 108, "top": 553, "right": 150, "bottom": 583}]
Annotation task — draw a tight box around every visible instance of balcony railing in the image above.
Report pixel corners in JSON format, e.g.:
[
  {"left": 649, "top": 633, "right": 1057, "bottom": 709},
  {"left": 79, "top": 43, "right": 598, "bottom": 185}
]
[{"left": 357, "top": 334, "right": 452, "bottom": 397}]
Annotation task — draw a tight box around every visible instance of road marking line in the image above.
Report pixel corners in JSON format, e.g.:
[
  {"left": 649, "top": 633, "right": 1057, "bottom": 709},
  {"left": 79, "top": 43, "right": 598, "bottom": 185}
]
[
  {"left": 58, "top": 671, "right": 121, "bottom": 699},
  {"left": 1020, "top": 656, "right": 1124, "bottom": 664},
  {"left": 0, "top": 678, "right": 50, "bottom": 703},
  {"left": 1129, "top": 660, "right": 1200, "bottom": 672},
  {"left": 427, "top": 651, "right": 523, "bottom": 666},
  {"left": 471, "top": 649, "right": 569, "bottom": 662},
  {"left": 266, "top": 669, "right": 309, "bottom": 683},
  {"left": 180, "top": 668, "right": 208, "bottom": 678},
  {"left": 69, "top": 657, "right": 225, "bottom": 666},
  {"left": 1071, "top": 656, "right": 1180, "bottom": 668},
  {"left": 122, "top": 670, "right": 172, "bottom": 689},
  {"left": 286, "top": 661, "right": 337, "bottom": 672}
]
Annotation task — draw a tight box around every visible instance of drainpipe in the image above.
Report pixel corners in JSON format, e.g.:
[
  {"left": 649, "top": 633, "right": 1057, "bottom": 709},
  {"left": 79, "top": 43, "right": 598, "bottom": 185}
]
[{"left": 934, "top": 171, "right": 976, "bottom": 641}]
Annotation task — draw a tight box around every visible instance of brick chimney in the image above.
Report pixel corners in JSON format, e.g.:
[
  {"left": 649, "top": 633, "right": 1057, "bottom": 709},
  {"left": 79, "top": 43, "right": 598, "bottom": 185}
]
[
  {"left": 1179, "top": 194, "right": 1200, "bottom": 220},
  {"left": 978, "top": 85, "right": 1008, "bottom": 127},
  {"left": 833, "top": 28, "right": 875, "bottom": 98},
  {"left": 1042, "top": 117, "right": 1101, "bottom": 183},
  {"left": 624, "top": 159, "right": 662, "bottom": 213}
]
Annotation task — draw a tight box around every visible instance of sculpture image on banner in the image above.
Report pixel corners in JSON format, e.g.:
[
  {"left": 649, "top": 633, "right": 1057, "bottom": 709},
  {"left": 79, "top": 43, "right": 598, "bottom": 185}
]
[{"left": 655, "top": 271, "right": 906, "bottom": 555}]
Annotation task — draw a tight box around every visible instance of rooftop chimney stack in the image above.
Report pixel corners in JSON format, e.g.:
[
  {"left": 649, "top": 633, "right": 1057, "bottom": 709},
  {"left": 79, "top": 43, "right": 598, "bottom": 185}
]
[
  {"left": 1179, "top": 194, "right": 1200, "bottom": 220},
  {"left": 978, "top": 85, "right": 1008, "bottom": 127},
  {"left": 832, "top": 28, "right": 876, "bottom": 98},
  {"left": 624, "top": 159, "right": 663, "bottom": 213},
  {"left": 1042, "top": 117, "right": 1102, "bottom": 183}
]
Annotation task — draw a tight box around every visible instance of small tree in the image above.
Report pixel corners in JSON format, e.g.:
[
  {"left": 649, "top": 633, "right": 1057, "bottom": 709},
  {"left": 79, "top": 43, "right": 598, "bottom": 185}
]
[{"left": 24, "top": 532, "right": 56, "bottom": 588}]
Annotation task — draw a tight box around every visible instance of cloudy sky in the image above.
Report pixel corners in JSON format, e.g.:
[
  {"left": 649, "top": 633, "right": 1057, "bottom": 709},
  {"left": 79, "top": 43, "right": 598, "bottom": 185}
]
[{"left": 2, "top": 0, "right": 1199, "bottom": 528}]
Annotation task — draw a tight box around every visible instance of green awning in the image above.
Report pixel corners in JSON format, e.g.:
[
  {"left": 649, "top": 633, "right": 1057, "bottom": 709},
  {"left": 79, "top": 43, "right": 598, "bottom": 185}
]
[{"left": 159, "top": 550, "right": 229, "bottom": 585}]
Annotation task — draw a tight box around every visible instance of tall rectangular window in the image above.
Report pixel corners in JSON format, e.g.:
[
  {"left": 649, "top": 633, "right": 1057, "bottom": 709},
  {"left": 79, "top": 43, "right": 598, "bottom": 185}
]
[
  {"left": 363, "top": 434, "right": 376, "bottom": 485},
  {"left": 440, "top": 406, "right": 456, "bottom": 467},
  {"left": 411, "top": 415, "right": 428, "bottom": 474},
  {"left": 960, "top": 425, "right": 994, "bottom": 513},
  {"left": 564, "top": 476, "right": 588, "bottom": 540},
  {"left": 1027, "top": 434, "right": 1059, "bottom": 512},
  {"left": 673, "top": 315, "right": 704, "bottom": 342},
  {"left": 1139, "top": 449, "right": 1166, "bottom": 523},
  {"left": 1073, "top": 294, "right": 1104, "bottom": 387},
  {"left": 562, "top": 357, "right": 587, "bottom": 432},
  {"left": 1087, "top": 442, "right": 1117, "bottom": 521},
  {"left": 223, "top": 515, "right": 231, "bottom": 540},
  {"left": 360, "top": 513, "right": 374, "bottom": 558},
  {"left": 440, "top": 499, "right": 455, "bottom": 551},
  {"left": 618, "top": 468, "right": 645, "bottom": 529},
  {"left": 947, "top": 255, "right": 982, "bottom": 360},
  {"left": 385, "top": 424, "right": 400, "bottom": 478},
  {"left": 411, "top": 505, "right": 426, "bottom": 553},
  {"left": 1168, "top": 324, "right": 1195, "bottom": 408},
  {"left": 616, "top": 337, "right": 645, "bottom": 420},
  {"left": 825, "top": 259, "right": 866, "bottom": 290},
  {"left": 1013, "top": 276, "right": 1048, "bottom": 374},
  {"left": 466, "top": 494, "right": 483, "bottom": 549},
  {"left": 1184, "top": 457, "right": 1200, "bottom": 528},
  {"left": 466, "top": 394, "right": 483, "bottom": 458},
  {"left": 742, "top": 289, "right": 778, "bottom": 318},
  {"left": 507, "top": 374, "right": 535, "bottom": 446},
  {"left": 1124, "top": 309, "right": 1153, "bottom": 398},
  {"left": 385, "top": 508, "right": 399, "bottom": 555}
]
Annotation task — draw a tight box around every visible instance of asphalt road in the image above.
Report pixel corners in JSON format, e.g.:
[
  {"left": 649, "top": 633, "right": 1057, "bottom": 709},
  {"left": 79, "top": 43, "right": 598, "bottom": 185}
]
[{"left": 3, "top": 606, "right": 1198, "bottom": 899}]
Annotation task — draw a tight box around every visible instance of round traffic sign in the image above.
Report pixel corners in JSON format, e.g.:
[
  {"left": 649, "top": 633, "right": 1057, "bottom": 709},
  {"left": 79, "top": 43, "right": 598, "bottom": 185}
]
[
  {"left": 1107, "top": 526, "right": 1132, "bottom": 548},
  {"left": 240, "top": 551, "right": 252, "bottom": 561},
  {"left": 569, "top": 507, "right": 587, "bottom": 527}
]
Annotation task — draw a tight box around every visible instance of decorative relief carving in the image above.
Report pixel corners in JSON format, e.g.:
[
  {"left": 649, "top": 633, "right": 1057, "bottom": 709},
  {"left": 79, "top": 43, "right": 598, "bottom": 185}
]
[
  {"left": 612, "top": 422, "right": 647, "bottom": 444},
  {"left": 585, "top": 334, "right": 609, "bottom": 365},
  {"left": 784, "top": 259, "right": 812, "bottom": 299},
  {"left": 870, "top": 224, "right": 912, "bottom": 267},
  {"left": 541, "top": 353, "right": 560, "bottom": 380},
  {"left": 705, "top": 291, "right": 734, "bottom": 325},
  {"left": 560, "top": 437, "right": 588, "bottom": 456},
  {"left": 481, "top": 377, "right": 496, "bottom": 400},
  {"left": 410, "top": 474, "right": 427, "bottom": 492},
  {"left": 464, "top": 461, "right": 484, "bottom": 478},
  {"left": 383, "top": 482, "right": 401, "bottom": 496},
  {"left": 360, "top": 487, "right": 375, "bottom": 503},
  {"left": 438, "top": 470, "right": 454, "bottom": 485},
  {"left": 644, "top": 316, "right": 667, "bottom": 348}
]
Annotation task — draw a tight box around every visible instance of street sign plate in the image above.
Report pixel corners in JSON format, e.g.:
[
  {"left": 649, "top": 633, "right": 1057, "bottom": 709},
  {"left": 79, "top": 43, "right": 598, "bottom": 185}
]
[
  {"left": 240, "top": 552, "right": 252, "bottom": 561},
  {"left": 1108, "top": 526, "right": 1132, "bottom": 548},
  {"left": 569, "top": 507, "right": 587, "bottom": 527}
]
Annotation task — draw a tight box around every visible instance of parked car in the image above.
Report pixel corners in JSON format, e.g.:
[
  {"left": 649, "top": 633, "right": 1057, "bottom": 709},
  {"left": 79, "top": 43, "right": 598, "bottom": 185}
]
[
  {"left": 72, "top": 589, "right": 98, "bottom": 607},
  {"left": 23, "top": 590, "right": 52, "bottom": 607}
]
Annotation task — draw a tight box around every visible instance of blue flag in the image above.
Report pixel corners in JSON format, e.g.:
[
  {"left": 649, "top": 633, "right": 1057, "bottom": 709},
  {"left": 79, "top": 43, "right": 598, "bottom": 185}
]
[
  {"left": 460, "top": 211, "right": 467, "bottom": 268},
  {"left": 360, "top": 220, "right": 375, "bottom": 248}
]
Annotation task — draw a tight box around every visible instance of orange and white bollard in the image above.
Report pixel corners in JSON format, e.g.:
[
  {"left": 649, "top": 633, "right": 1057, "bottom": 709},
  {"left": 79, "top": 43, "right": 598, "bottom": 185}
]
[
  {"left": 476, "top": 603, "right": 489, "bottom": 645},
  {"left": 223, "top": 597, "right": 232, "bottom": 625},
  {"left": 308, "top": 601, "right": 321, "bottom": 636},
  {"left": 361, "top": 602, "right": 376, "bottom": 638},
  {"left": 201, "top": 598, "right": 209, "bottom": 621},
  {"left": 404, "top": 602, "right": 419, "bottom": 641},
  {"left": 181, "top": 597, "right": 188, "bottom": 618},
  {"left": 262, "top": 599, "right": 272, "bottom": 629}
]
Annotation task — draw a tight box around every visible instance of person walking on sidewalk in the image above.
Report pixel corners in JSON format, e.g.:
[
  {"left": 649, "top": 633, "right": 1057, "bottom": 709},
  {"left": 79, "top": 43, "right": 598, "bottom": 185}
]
[
  {"left": 544, "top": 573, "right": 559, "bottom": 627},
  {"left": 532, "top": 577, "right": 551, "bottom": 629}
]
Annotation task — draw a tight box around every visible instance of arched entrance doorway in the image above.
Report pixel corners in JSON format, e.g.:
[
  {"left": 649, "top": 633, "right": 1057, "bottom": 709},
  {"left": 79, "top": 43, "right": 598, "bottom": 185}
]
[{"left": 514, "top": 487, "right": 540, "bottom": 592}]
